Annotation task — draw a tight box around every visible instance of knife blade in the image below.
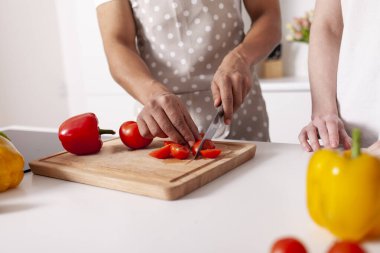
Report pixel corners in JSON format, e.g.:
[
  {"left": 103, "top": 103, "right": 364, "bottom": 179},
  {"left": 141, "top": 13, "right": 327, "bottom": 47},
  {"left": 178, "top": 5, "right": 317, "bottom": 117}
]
[{"left": 193, "top": 106, "right": 224, "bottom": 160}]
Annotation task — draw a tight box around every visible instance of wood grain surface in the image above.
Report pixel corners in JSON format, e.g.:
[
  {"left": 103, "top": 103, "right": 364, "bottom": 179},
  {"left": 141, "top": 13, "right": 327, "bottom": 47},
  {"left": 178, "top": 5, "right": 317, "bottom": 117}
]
[{"left": 30, "top": 138, "right": 256, "bottom": 200}]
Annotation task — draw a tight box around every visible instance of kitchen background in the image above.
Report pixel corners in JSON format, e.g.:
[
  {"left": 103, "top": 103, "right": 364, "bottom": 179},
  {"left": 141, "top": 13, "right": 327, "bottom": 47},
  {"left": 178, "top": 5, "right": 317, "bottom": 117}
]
[{"left": 0, "top": 0, "right": 314, "bottom": 144}]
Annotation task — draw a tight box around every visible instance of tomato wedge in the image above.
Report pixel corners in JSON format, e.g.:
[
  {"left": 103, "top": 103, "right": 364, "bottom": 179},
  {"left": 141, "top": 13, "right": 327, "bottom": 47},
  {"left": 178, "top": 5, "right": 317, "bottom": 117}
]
[
  {"left": 163, "top": 141, "right": 175, "bottom": 146},
  {"left": 191, "top": 139, "right": 216, "bottom": 155},
  {"left": 170, "top": 144, "right": 190, "bottom": 160},
  {"left": 149, "top": 145, "right": 171, "bottom": 159},
  {"left": 200, "top": 149, "right": 221, "bottom": 158}
]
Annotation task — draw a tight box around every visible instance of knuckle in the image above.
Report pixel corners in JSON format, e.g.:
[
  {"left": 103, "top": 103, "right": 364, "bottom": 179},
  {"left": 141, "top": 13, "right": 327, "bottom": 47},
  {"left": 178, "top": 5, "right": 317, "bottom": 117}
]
[
  {"left": 140, "top": 128, "right": 150, "bottom": 138},
  {"left": 151, "top": 127, "right": 161, "bottom": 136}
]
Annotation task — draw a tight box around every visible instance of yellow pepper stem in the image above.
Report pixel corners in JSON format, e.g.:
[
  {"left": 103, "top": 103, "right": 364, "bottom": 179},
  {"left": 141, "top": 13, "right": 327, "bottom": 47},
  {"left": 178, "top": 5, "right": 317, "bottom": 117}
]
[{"left": 352, "top": 128, "right": 361, "bottom": 159}]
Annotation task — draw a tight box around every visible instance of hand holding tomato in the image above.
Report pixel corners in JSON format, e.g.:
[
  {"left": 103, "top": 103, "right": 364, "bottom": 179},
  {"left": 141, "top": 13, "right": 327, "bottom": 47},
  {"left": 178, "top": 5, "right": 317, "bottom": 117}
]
[
  {"left": 136, "top": 92, "right": 199, "bottom": 146},
  {"left": 119, "top": 121, "right": 153, "bottom": 149}
]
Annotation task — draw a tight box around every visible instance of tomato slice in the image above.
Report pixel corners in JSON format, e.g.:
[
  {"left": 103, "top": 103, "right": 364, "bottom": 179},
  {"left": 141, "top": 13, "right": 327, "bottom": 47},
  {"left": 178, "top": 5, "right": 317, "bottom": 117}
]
[
  {"left": 271, "top": 238, "right": 307, "bottom": 253},
  {"left": 163, "top": 141, "right": 175, "bottom": 146},
  {"left": 191, "top": 139, "right": 216, "bottom": 155},
  {"left": 149, "top": 145, "right": 171, "bottom": 159},
  {"left": 200, "top": 149, "right": 221, "bottom": 158},
  {"left": 327, "top": 241, "right": 366, "bottom": 253},
  {"left": 170, "top": 144, "right": 190, "bottom": 160}
]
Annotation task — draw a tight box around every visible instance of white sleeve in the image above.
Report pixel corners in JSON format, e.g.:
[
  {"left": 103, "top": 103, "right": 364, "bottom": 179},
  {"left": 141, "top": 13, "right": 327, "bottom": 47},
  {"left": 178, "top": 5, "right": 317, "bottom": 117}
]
[{"left": 94, "top": 0, "right": 112, "bottom": 7}]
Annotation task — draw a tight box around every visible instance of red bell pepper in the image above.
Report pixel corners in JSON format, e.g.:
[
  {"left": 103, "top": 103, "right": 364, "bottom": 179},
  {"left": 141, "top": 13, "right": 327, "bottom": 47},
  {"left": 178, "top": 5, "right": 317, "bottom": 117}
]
[{"left": 58, "top": 113, "right": 115, "bottom": 155}]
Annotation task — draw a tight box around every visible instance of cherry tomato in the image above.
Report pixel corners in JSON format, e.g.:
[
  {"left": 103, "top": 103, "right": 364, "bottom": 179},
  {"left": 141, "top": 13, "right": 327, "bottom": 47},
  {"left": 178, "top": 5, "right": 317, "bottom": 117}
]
[
  {"left": 328, "top": 241, "right": 366, "bottom": 253},
  {"left": 271, "top": 237, "right": 307, "bottom": 253},
  {"left": 119, "top": 121, "right": 153, "bottom": 149},
  {"left": 170, "top": 144, "right": 190, "bottom": 160},
  {"left": 149, "top": 145, "right": 171, "bottom": 159},
  {"left": 200, "top": 149, "right": 221, "bottom": 158},
  {"left": 191, "top": 139, "right": 216, "bottom": 155}
]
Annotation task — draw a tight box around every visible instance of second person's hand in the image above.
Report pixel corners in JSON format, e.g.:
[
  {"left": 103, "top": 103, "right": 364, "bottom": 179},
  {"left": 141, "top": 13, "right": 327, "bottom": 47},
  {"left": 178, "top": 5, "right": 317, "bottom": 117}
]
[
  {"left": 211, "top": 48, "right": 253, "bottom": 125},
  {"left": 298, "top": 114, "right": 352, "bottom": 152},
  {"left": 137, "top": 91, "right": 199, "bottom": 147}
]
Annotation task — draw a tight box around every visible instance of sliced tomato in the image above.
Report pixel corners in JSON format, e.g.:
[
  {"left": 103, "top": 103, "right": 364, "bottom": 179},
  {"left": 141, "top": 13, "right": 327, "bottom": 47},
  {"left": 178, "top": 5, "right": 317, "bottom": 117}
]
[
  {"left": 328, "top": 241, "right": 366, "bottom": 253},
  {"left": 271, "top": 238, "right": 307, "bottom": 253},
  {"left": 163, "top": 141, "right": 175, "bottom": 146},
  {"left": 191, "top": 139, "right": 216, "bottom": 155},
  {"left": 200, "top": 149, "right": 221, "bottom": 158},
  {"left": 149, "top": 145, "right": 171, "bottom": 159},
  {"left": 170, "top": 144, "right": 190, "bottom": 160}
]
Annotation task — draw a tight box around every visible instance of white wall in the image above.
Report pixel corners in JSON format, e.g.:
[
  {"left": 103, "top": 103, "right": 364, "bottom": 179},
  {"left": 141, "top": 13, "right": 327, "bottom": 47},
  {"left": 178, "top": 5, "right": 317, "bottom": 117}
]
[
  {"left": 280, "top": 0, "right": 315, "bottom": 77},
  {"left": 0, "top": 0, "right": 69, "bottom": 127}
]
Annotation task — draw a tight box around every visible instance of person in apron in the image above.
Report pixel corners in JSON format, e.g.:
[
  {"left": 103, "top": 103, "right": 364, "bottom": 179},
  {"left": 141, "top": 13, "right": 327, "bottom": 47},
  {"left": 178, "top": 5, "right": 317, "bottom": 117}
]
[
  {"left": 299, "top": 0, "right": 380, "bottom": 151},
  {"left": 96, "top": 0, "right": 281, "bottom": 146}
]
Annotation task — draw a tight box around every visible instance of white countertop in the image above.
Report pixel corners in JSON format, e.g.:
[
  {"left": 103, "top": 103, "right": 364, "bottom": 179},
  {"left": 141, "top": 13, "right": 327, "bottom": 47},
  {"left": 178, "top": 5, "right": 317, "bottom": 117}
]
[{"left": 1, "top": 129, "right": 379, "bottom": 253}]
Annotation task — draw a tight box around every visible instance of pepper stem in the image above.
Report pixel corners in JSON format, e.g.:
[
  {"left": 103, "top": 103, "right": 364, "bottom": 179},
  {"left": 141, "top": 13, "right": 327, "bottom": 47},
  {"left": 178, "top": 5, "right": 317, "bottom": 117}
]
[
  {"left": 0, "top": 131, "right": 10, "bottom": 141},
  {"left": 351, "top": 128, "right": 361, "bottom": 159},
  {"left": 98, "top": 128, "right": 116, "bottom": 135}
]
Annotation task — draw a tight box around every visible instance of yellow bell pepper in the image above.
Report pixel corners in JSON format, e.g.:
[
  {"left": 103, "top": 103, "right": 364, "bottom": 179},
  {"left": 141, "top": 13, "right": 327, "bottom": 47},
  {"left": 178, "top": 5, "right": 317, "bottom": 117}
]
[
  {"left": 307, "top": 128, "right": 380, "bottom": 241},
  {"left": 0, "top": 131, "right": 24, "bottom": 192}
]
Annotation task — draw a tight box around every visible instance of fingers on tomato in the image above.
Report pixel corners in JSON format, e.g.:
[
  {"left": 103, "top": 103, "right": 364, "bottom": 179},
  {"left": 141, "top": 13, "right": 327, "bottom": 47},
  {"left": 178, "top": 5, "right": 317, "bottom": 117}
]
[
  {"left": 119, "top": 121, "right": 153, "bottom": 149},
  {"left": 149, "top": 145, "right": 171, "bottom": 159},
  {"left": 200, "top": 149, "right": 221, "bottom": 158},
  {"left": 327, "top": 241, "right": 366, "bottom": 253},
  {"left": 170, "top": 144, "right": 190, "bottom": 160},
  {"left": 271, "top": 237, "right": 307, "bottom": 253}
]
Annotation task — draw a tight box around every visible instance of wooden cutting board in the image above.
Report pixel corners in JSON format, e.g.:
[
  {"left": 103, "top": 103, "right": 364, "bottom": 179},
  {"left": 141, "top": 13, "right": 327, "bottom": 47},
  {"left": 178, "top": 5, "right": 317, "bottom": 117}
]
[{"left": 30, "top": 138, "right": 256, "bottom": 200}]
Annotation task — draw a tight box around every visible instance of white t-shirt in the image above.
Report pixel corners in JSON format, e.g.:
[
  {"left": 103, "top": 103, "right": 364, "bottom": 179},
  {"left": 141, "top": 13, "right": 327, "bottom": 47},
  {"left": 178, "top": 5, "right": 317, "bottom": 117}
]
[{"left": 337, "top": 0, "right": 380, "bottom": 147}]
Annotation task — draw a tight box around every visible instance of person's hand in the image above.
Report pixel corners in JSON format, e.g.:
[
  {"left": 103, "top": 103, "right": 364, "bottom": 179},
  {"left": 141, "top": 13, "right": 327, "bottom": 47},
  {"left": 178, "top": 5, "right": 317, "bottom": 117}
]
[
  {"left": 299, "top": 114, "right": 352, "bottom": 151},
  {"left": 137, "top": 91, "right": 199, "bottom": 146},
  {"left": 211, "top": 49, "right": 252, "bottom": 125},
  {"left": 368, "top": 141, "right": 380, "bottom": 158}
]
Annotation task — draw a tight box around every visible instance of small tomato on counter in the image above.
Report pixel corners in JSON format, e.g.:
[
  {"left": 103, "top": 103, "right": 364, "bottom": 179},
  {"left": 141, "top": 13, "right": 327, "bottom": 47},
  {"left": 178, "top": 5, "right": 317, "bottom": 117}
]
[
  {"left": 119, "top": 121, "right": 153, "bottom": 149},
  {"left": 271, "top": 237, "right": 307, "bottom": 253},
  {"left": 59, "top": 113, "right": 115, "bottom": 155},
  {"left": 307, "top": 128, "right": 380, "bottom": 241},
  {"left": 327, "top": 241, "right": 366, "bottom": 253},
  {"left": 0, "top": 132, "right": 24, "bottom": 192}
]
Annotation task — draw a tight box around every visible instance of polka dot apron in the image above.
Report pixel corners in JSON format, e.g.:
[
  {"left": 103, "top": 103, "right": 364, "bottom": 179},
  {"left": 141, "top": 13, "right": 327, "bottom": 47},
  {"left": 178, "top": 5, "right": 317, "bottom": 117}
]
[{"left": 132, "top": 0, "right": 270, "bottom": 141}]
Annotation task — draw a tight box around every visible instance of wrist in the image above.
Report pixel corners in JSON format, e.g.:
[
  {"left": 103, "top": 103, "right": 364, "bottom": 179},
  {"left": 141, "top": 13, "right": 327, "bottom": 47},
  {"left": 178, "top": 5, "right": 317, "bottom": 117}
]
[
  {"left": 311, "top": 110, "right": 339, "bottom": 120},
  {"left": 233, "top": 44, "right": 253, "bottom": 66},
  {"left": 140, "top": 80, "right": 172, "bottom": 105}
]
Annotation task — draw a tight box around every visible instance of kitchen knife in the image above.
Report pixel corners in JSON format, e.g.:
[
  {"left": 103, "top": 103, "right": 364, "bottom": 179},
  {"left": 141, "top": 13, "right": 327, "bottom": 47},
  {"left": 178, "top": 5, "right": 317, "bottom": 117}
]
[{"left": 193, "top": 106, "right": 224, "bottom": 160}]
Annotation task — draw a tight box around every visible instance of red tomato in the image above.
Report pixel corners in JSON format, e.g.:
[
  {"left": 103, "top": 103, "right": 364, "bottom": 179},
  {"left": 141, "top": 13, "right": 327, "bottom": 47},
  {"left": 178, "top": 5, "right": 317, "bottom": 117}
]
[
  {"left": 327, "top": 241, "right": 366, "bottom": 253},
  {"left": 200, "top": 149, "right": 221, "bottom": 158},
  {"left": 119, "top": 121, "right": 153, "bottom": 149},
  {"left": 163, "top": 141, "right": 175, "bottom": 146},
  {"left": 271, "top": 238, "right": 307, "bottom": 253},
  {"left": 170, "top": 144, "right": 190, "bottom": 160},
  {"left": 191, "top": 139, "right": 216, "bottom": 155},
  {"left": 149, "top": 145, "right": 171, "bottom": 159}
]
